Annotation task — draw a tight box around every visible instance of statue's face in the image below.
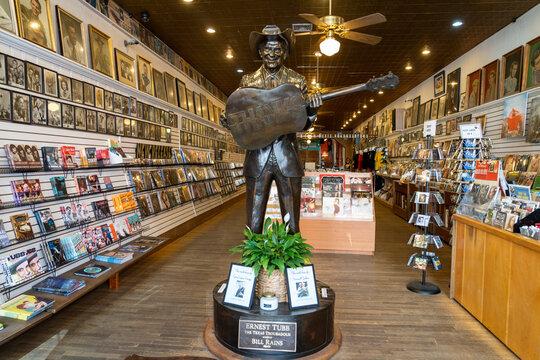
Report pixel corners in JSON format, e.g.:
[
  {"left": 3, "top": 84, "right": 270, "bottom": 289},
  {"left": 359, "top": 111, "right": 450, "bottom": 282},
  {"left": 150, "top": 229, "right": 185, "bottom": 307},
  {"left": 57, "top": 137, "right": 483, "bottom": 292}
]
[{"left": 260, "top": 40, "right": 284, "bottom": 72}]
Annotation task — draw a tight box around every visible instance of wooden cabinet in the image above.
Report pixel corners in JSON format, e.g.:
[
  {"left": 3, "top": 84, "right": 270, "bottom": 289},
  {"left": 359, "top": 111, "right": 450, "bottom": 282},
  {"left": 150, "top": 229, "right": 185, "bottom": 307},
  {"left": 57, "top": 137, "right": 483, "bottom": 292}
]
[{"left": 451, "top": 215, "right": 540, "bottom": 360}]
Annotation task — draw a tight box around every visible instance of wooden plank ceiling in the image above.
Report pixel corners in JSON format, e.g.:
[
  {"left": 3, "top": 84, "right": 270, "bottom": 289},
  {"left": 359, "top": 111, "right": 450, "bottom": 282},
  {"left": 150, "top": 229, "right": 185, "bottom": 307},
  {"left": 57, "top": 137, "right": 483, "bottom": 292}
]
[{"left": 116, "top": 0, "right": 538, "bottom": 131}]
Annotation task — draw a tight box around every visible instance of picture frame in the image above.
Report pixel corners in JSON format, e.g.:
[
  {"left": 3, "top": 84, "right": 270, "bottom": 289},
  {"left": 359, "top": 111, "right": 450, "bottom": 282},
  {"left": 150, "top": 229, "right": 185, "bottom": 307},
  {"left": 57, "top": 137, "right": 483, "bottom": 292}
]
[
  {"left": 501, "top": 46, "right": 523, "bottom": 97},
  {"left": 0, "top": 88, "right": 11, "bottom": 120},
  {"left": 72, "top": 79, "right": 83, "bottom": 104},
  {"left": 113, "top": 93, "right": 121, "bottom": 113},
  {"left": 186, "top": 88, "right": 194, "bottom": 113},
  {"left": 445, "top": 120, "right": 452, "bottom": 135},
  {"left": 104, "top": 90, "right": 113, "bottom": 111},
  {"left": 121, "top": 95, "right": 129, "bottom": 115},
  {"left": 475, "top": 115, "right": 487, "bottom": 135},
  {"left": 459, "top": 92, "right": 467, "bottom": 112},
  {"left": 462, "top": 114, "right": 472, "bottom": 123},
  {"left": 445, "top": 68, "right": 461, "bottom": 115},
  {"left": 61, "top": 103, "right": 74, "bottom": 129},
  {"left": 411, "top": 96, "right": 420, "bottom": 126},
  {"left": 88, "top": 25, "right": 113, "bottom": 78},
  {"left": 123, "top": 118, "right": 130, "bottom": 137},
  {"left": 97, "top": 112, "right": 106, "bottom": 133},
  {"left": 465, "top": 69, "right": 482, "bottom": 110},
  {"left": 130, "top": 96, "right": 137, "bottom": 116},
  {"left": 56, "top": 6, "right": 86, "bottom": 66},
  {"left": 106, "top": 114, "right": 115, "bottom": 135},
  {"left": 423, "top": 99, "right": 431, "bottom": 122},
  {"left": 480, "top": 59, "right": 499, "bottom": 104},
  {"left": 74, "top": 106, "right": 86, "bottom": 130},
  {"left": 130, "top": 119, "right": 137, "bottom": 137},
  {"left": 430, "top": 98, "right": 439, "bottom": 120},
  {"left": 0, "top": 0, "right": 18, "bottom": 34},
  {"left": 86, "top": 109, "right": 96, "bottom": 132},
  {"left": 285, "top": 264, "right": 319, "bottom": 310},
  {"left": 522, "top": 36, "right": 540, "bottom": 91},
  {"left": 12, "top": 92, "right": 29, "bottom": 123},
  {"left": 114, "top": 49, "right": 136, "bottom": 88},
  {"left": 43, "top": 68, "right": 57, "bottom": 97},
  {"left": 14, "top": 0, "right": 56, "bottom": 51},
  {"left": 152, "top": 68, "right": 167, "bottom": 101},
  {"left": 25, "top": 62, "right": 42, "bottom": 93},
  {"left": 0, "top": 54, "right": 6, "bottom": 84},
  {"left": 137, "top": 55, "right": 153, "bottom": 95},
  {"left": 526, "top": 96, "right": 540, "bottom": 143},
  {"left": 115, "top": 116, "right": 123, "bottom": 136},
  {"left": 501, "top": 93, "right": 528, "bottom": 138},
  {"left": 83, "top": 82, "right": 94, "bottom": 106},
  {"left": 208, "top": 99, "right": 215, "bottom": 123},
  {"left": 47, "top": 100, "right": 60, "bottom": 127},
  {"left": 31, "top": 96, "right": 46, "bottom": 125},
  {"left": 418, "top": 102, "right": 425, "bottom": 124},
  {"left": 433, "top": 70, "right": 445, "bottom": 97},
  {"left": 200, "top": 94, "right": 209, "bottom": 120},
  {"left": 175, "top": 79, "right": 188, "bottom": 110},
  {"left": 164, "top": 72, "right": 177, "bottom": 106},
  {"left": 95, "top": 87, "right": 104, "bottom": 109},
  {"left": 6, "top": 56, "right": 25, "bottom": 89},
  {"left": 137, "top": 101, "right": 143, "bottom": 119}
]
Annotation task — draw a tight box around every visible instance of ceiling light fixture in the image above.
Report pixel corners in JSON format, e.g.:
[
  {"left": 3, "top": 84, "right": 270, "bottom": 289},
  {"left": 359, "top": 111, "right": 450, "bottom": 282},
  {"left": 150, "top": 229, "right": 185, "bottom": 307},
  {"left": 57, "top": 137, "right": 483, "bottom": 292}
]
[
  {"left": 452, "top": 20, "right": 463, "bottom": 27},
  {"left": 405, "top": 62, "right": 413, "bottom": 70},
  {"left": 363, "top": 104, "right": 367, "bottom": 109},
  {"left": 314, "top": 51, "right": 322, "bottom": 57},
  {"left": 312, "top": 79, "right": 316, "bottom": 84},
  {"left": 225, "top": 51, "right": 233, "bottom": 59},
  {"left": 207, "top": 28, "right": 216, "bottom": 33},
  {"left": 422, "top": 46, "right": 431, "bottom": 55},
  {"left": 319, "top": 30, "right": 341, "bottom": 56},
  {"left": 353, "top": 114, "right": 356, "bottom": 118},
  {"left": 237, "top": 69, "right": 244, "bottom": 73},
  {"left": 369, "top": 98, "right": 374, "bottom": 102},
  {"left": 308, "top": 127, "right": 315, "bottom": 132},
  {"left": 378, "top": 90, "right": 384, "bottom": 94},
  {"left": 183, "top": 0, "right": 193, "bottom": 2}
]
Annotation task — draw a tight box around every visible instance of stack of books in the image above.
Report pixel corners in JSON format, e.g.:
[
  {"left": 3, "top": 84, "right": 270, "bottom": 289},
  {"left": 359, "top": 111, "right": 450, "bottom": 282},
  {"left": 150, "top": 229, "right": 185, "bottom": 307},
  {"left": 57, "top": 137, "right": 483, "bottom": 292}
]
[
  {"left": 0, "top": 294, "right": 55, "bottom": 320},
  {"left": 32, "top": 276, "right": 86, "bottom": 296},
  {"left": 95, "top": 250, "right": 133, "bottom": 264}
]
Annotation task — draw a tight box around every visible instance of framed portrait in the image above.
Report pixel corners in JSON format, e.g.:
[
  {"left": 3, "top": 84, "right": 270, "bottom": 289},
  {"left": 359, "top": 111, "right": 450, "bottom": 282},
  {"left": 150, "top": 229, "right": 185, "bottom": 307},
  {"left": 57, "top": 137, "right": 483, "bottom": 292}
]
[
  {"left": 74, "top": 106, "right": 86, "bottom": 130},
  {"left": 463, "top": 114, "right": 472, "bottom": 123},
  {"left": 114, "top": 49, "right": 135, "bottom": 88},
  {"left": 186, "top": 88, "right": 194, "bottom": 113},
  {"left": 56, "top": 6, "right": 86, "bottom": 66},
  {"left": 59, "top": 75, "right": 74, "bottom": 101},
  {"left": 411, "top": 96, "right": 420, "bottom": 126},
  {"left": 88, "top": 25, "right": 113, "bottom": 78},
  {"left": 445, "top": 120, "right": 452, "bottom": 135},
  {"left": 130, "top": 96, "right": 136, "bottom": 116},
  {"left": 31, "top": 96, "right": 46, "bottom": 125},
  {"left": 7, "top": 56, "right": 25, "bottom": 89},
  {"left": 130, "top": 119, "right": 137, "bottom": 137},
  {"left": 106, "top": 114, "right": 115, "bottom": 135},
  {"left": 437, "top": 95, "right": 446, "bottom": 119},
  {"left": 86, "top": 109, "right": 96, "bottom": 132},
  {"left": 123, "top": 118, "right": 130, "bottom": 136},
  {"left": 176, "top": 79, "right": 188, "bottom": 110},
  {"left": 25, "top": 62, "right": 42, "bottom": 93},
  {"left": 72, "top": 78, "right": 83, "bottom": 104},
  {"left": 450, "top": 118, "right": 457, "bottom": 133},
  {"left": 430, "top": 98, "right": 439, "bottom": 120},
  {"left": 97, "top": 112, "right": 106, "bottom": 133},
  {"left": 150, "top": 124, "right": 155, "bottom": 139},
  {"left": 522, "top": 36, "right": 540, "bottom": 91},
  {"left": 502, "top": 93, "right": 528, "bottom": 138},
  {"left": 104, "top": 90, "right": 113, "bottom": 111},
  {"left": 61, "top": 103, "right": 74, "bottom": 129},
  {"left": 436, "top": 124, "right": 442, "bottom": 136},
  {"left": 164, "top": 72, "right": 177, "bottom": 106},
  {"left": 47, "top": 100, "right": 60, "bottom": 127},
  {"left": 115, "top": 116, "right": 123, "bottom": 136},
  {"left": 43, "top": 68, "right": 57, "bottom": 97},
  {"left": 83, "top": 82, "right": 94, "bottom": 106},
  {"left": 208, "top": 100, "right": 215, "bottom": 123},
  {"left": 143, "top": 122, "right": 150, "bottom": 139},
  {"left": 137, "top": 120, "right": 144, "bottom": 138},
  {"left": 418, "top": 103, "right": 425, "bottom": 124},
  {"left": 526, "top": 96, "right": 540, "bottom": 143},
  {"left": 152, "top": 68, "right": 167, "bottom": 101},
  {"left": 95, "top": 87, "right": 104, "bottom": 109},
  {"left": 0, "top": 0, "right": 18, "bottom": 34},
  {"left": 481, "top": 60, "right": 499, "bottom": 104},
  {"left": 459, "top": 92, "right": 467, "bottom": 112},
  {"left": 423, "top": 100, "right": 431, "bottom": 123},
  {"left": 137, "top": 55, "right": 153, "bottom": 95},
  {"left": 149, "top": 105, "right": 155, "bottom": 122},
  {"left": 466, "top": 69, "right": 482, "bottom": 110},
  {"left": 0, "top": 88, "right": 11, "bottom": 120},
  {"left": 200, "top": 94, "right": 209, "bottom": 120},
  {"left": 142, "top": 103, "right": 149, "bottom": 120},
  {"left": 121, "top": 95, "right": 129, "bottom": 115},
  {"left": 14, "top": 0, "right": 55, "bottom": 51},
  {"left": 501, "top": 46, "right": 523, "bottom": 97},
  {"left": 0, "top": 54, "right": 5, "bottom": 84},
  {"left": 286, "top": 264, "right": 319, "bottom": 310},
  {"left": 113, "top": 93, "right": 121, "bottom": 113},
  {"left": 193, "top": 91, "right": 202, "bottom": 116},
  {"left": 137, "top": 101, "right": 143, "bottom": 119},
  {"left": 445, "top": 68, "right": 461, "bottom": 115},
  {"left": 475, "top": 115, "right": 487, "bottom": 135},
  {"left": 434, "top": 70, "right": 445, "bottom": 97}
]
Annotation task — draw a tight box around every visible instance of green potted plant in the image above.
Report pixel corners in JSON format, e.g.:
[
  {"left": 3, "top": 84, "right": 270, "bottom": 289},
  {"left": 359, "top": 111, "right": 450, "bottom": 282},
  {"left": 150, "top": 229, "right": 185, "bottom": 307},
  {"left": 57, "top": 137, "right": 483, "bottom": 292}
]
[{"left": 230, "top": 216, "right": 313, "bottom": 303}]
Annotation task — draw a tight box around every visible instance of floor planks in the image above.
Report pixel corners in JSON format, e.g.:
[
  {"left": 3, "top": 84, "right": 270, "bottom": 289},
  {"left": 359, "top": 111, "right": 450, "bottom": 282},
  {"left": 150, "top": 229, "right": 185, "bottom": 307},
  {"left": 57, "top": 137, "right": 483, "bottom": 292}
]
[{"left": 0, "top": 201, "right": 517, "bottom": 359}]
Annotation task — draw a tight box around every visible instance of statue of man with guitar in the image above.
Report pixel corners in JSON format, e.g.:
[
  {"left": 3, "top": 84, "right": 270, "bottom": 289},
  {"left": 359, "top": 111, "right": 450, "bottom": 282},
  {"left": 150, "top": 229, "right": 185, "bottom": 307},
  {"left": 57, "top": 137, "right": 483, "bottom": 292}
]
[{"left": 221, "top": 25, "right": 398, "bottom": 235}]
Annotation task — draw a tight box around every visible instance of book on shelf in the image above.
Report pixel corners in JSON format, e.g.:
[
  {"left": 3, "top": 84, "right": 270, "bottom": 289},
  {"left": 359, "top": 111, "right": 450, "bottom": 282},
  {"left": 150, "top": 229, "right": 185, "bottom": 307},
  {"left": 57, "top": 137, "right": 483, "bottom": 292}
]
[
  {"left": 127, "top": 214, "right": 142, "bottom": 233},
  {"left": 41, "top": 147, "right": 62, "bottom": 170},
  {"left": 34, "top": 208, "right": 56, "bottom": 233},
  {"left": 10, "top": 213, "right": 34, "bottom": 241},
  {"left": 95, "top": 250, "right": 133, "bottom": 264},
  {"left": 32, "top": 276, "right": 86, "bottom": 296},
  {"left": 96, "top": 149, "right": 110, "bottom": 167},
  {"left": 100, "top": 224, "right": 115, "bottom": 245},
  {"left": 60, "top": 233, "right": 87, "bottom": 262},
  {"left": 103, "top": 176, "right": 114, "bottom": 190},
  {"left": 149, "top": 193, "right": 161, "bottom": 213},
  {"left": 0, "top": 220, "right": 10, "bottom": 248},
  {"left": 0, "top": 294, "right": 55, "bottom": 320},
  {"left": 11, "top": 179, "right": 44, "bottom": 205},
  {"left": 112, "top": 192, "right": 137, "bottom": 213},
  {"left": 113, "top": 218, "right": 131, "bottom": 240},
  {"left": 73, "top": 202, "right": 92, "bottom": 224},
  {"left": 73, "top": 264, "right": 111, "bottom": 278},
  {"left": 44, "top": 239, "right": 68, "bottom": 268},
  {"left": 85, "top": 147, "right": 98, "bottom": 167},
  {"left": 74, "top": 176, "right": 89, "bottom": 195},
  {"left": 60, "top": 146, "right": 77, "bottom": 169},
  {"left": 142, "top": 171, "right": 153, "bottom": 190},
  {"left": 129, "top": 170, "right": 145, "bottom": 192},
  {"left": 91, "top": 200, "right": 111, "bottom": 220},
  {"left": 60, "top": 205, "right": 78, "bottom": 229},
  {"left": 50, "top": 176, "right": 68, "bottom": 198},
  {"left": 137, "top": 195, "right": 152, "bottom": 217},
  {"left": 87, "top": 174, "right": 101, "bottom": 192},
  {"left": 120, "top": 244, "right": 151, "bottom": 253}
]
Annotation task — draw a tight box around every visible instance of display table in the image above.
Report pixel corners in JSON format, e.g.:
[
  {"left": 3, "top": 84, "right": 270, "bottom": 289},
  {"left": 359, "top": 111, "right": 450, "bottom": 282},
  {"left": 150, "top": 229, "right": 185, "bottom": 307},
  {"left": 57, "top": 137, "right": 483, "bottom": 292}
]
[
  {"left": 451, "top": 214, "right": 540, "bottom": 360},
  {"left": 206, "top": 280, "right": 340, "bottom": 359}
]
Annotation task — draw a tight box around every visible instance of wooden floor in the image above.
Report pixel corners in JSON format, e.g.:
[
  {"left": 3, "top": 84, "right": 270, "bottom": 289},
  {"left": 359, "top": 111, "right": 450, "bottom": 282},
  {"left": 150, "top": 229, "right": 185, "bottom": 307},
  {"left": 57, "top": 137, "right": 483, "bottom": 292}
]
[{"left": 0, "top": 201, "right": 517, "bottom": 360}]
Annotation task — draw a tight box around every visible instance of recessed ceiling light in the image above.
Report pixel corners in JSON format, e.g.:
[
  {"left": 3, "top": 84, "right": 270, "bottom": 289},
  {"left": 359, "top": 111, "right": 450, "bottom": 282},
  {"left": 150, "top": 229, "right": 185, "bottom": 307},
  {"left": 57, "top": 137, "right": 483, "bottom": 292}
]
[
  {"left": 422, "top": 46, "right": 431, "bottom": 55},
  {"left": 226, "top": 52, "right": 233, "bottom": 59},
  {"left": 363, "top": 104, "right": 367, "bottom": 108},
  {"left": 314, "top": 51, "right": 322, "bottom": 57},
  {"left": 452, "top": 20, "right": 463, "bottom": 27},
  {"left": 183, "top": 0, "right": 193, "bottom": 2},
  {"left": 237, "top": 69, "right": 244, "bottom": 73},
  {"left": 405, "top": 63, "right": 413, "bottom": 70},
  {"left": 207, "top": 28, "right": 216, "bottom": 33},
  {"left": 353, "top": 114, "right": 356, "bottom": 118},
  {"left": 369, "top": 98, "right": 374, "bottom": 102},
  {"left": 308, "top": 127, "right": 315, "bottom": 132},
  {"left": 312, "top": 79, "right": 316, "bottom": 84}
]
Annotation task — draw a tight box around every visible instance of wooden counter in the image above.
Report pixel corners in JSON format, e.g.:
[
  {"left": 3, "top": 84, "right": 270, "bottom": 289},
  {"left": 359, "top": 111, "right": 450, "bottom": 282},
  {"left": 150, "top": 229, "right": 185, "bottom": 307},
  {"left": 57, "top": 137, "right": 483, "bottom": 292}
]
[{"left": 451, "top": 214, "right": 540, "bottom": 360}]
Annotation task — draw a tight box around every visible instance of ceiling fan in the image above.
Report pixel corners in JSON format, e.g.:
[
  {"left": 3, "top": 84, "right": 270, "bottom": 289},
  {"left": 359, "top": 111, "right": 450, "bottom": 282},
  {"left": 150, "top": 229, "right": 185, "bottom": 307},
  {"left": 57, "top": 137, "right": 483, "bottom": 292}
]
[{"left": 296, "top": 0, "right": 387, "bottom": 56}]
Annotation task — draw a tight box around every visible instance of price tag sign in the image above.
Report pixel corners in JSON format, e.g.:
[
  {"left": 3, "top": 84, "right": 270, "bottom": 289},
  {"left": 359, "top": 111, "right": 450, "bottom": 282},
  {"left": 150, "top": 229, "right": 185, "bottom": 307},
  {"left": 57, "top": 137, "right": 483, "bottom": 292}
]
[
  {"left": 423, "top": 120, "right": 436, "bottom": 137},
  {"left": 460, "top": 123, "right": 483, "bottom": 139}
]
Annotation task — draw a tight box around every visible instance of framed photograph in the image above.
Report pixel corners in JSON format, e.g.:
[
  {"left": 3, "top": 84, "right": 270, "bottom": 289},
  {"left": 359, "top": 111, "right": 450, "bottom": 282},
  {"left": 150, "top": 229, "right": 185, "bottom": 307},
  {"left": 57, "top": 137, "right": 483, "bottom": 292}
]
[
  {"left": 123, "top": 118, "right": 130, "bottom": 136},
  {"left": 0, "top": 88, "right": 11, "bottom": 120},
  {"left": 115, "top": 116, "right": 123, "bottom": 136},
  {"left": 72, "top": 79, "right": 83, "bottom": 103},
  {"left": 475, "top": 115, "right": 487, "bottom": 135},
  {"left": 522, "top": 36, "right": 540, "bottom": 91},
  {"left": 430, "top": 98, "right": 439, "bottom": 120},
  {"left": 56, "top": 6, "right": 86, "bottom": 66},
  {"left": 142, "top": 103, "right": 149, "bottom": 120},
  {"left": 137, "top": 101, "right": 143, "bottom": 119},
  {"left": 6, "top": 56, "right": 25, "bottom": 89},
  {"left": 423, "top": 100, "right": 431, "bottom": 123},
  {"left": 445, "top": 68, "right": 460, "bottom": 115},
  {"left": 502, "top": 93, "right": 528, "bottom": 138},
  {"left": 113, "top": 93, "right": 121, "bottom": 113},
  {"left": 445, "top": 120, "right": 452, "bottom": 135},
  {"left": 97, "top": 112, "right": 106, "bottom": 133},
  {"left": 57, "top": 75, "right": 71, "bottom": 101},
  {"left": 481, "top": 60, "right": 499, "bottom": 104},
  {"left": 137, "top": 55, "right": 153, "bottom": 95},
  {"left": 501, "top": 46, "right": 523, "bottom": 97},
  {"left": 462, "top": 114, "right": 472, "bottom": 123},
  {"left": 31, "top": 96, "right": 46, "bottom": 125},
  {"left": 130, "top": 97, "right": 136, "bottom": 116},
  {"left": 95, "top": 87, "right": 104, "bottom": 109},
  {"left": 186, "top": 88, "right": 194, "bottom": 113},
  {"left": 286, "top": 264, "right": 319, "bottom": 310},
  {"left": 83, "top": 82, "right": 94, "bottom": 106},
  {"left": 121, "top": 96, "right": 129, "bottom": 115},
  {"left": 411, "top": 96, "right": 420, "bottom": 126},
  {"left": 26, "top": 62, "right": 42, "bottom": 93},
  {"left": 200, "top": 94, "right": 209, "bottom": 120},
  {"left": 152, "top": 68, "right": 167, "bottom": 101},
  {"left": 466, "top": 69, "right": 482, "bottom": 110},
  {"left": 74, "top": 106, "right": 85, "bottom": 130},
  {"left": 214, "top": 106, "right": 221, "bottom": 124},
  {"left": 208, "top": 100, "right": 215, "bottom": 123},
  {"left": 14, "top": 0, "right": 55, "bottom": 51},
  {"left": 43, "top": 68, "right": 57, "bottom": 97},
  {"left": 418, "top": 102, "right": 425, "bottom": 124},
  {"left": 436, "top": 123, "right": 442, "bottom": 135},
  {"left": 114, "top": 49, "right": 135, "bottom": 88},
  {"left": 137, "top": 120, "right": 143, "bottom": 138},
  {"left": 61, "top": 103, "right": 74, "bottom": 129},
  {"left": 434, "top": 70, "right": 445, "bottom": 97},
  {"left": 104, "top": 90, "right": 113, "bottom": 111},
  {"left": 13, "top": 92, "right": 29, "bottom": 123},
  {"left": 176, "top": 79, "right": 188, "bottom": 110},
  {"left": 0, "top": 54, "right": 5, "bottom": 84},
  {"left": 88, "top": 25, "right": 113, "bottom": 77},
  {"left": 164, "top": 72, "right": 177, "bottom": 106},
  {"left": 47, "top": 100, "right": 60, "bottom": 127},
  {"left": 106, "top": 114, "right": 115, "bottom": 135},
  {"left": 193, "top": 92, "right": 202, "bottom": 116},
  {"left": 0, "top": 0, "right": 18, "bottom": 34},
  {"left": 526, "top": 97, "right": 540, "bottom": 143},
  {"left": 86, "top": 109, "right": 96, "bottom": 132}
]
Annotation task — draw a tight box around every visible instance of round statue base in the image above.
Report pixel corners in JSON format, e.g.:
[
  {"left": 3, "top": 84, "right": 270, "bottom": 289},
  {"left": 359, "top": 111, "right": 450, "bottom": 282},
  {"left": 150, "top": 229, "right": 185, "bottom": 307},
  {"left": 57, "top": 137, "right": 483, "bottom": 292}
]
[
  {"left": 406, "top": 281, "right": 441, "bottom": 295},
  {"left": 209, "top": 280, "right": 338, "bottom": 359}
]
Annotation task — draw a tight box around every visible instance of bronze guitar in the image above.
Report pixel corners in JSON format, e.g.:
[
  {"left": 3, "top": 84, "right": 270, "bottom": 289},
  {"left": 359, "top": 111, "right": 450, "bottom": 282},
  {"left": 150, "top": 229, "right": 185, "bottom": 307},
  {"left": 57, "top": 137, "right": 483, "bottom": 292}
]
[{"left": 225, "top": 72, "right": 399, "bottom": 150}]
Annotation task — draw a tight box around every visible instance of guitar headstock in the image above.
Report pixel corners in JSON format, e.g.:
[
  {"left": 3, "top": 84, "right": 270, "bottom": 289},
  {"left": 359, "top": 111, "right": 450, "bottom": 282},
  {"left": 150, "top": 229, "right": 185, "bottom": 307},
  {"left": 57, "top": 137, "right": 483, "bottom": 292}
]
[{"left": 366, "top": 72, "right": 399, "bottom": 92}]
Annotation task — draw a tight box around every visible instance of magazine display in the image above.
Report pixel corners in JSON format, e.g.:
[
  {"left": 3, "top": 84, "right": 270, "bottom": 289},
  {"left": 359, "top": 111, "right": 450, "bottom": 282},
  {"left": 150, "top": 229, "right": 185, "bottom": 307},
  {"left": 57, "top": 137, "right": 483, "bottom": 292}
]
[
  {"left": 0, "top": 294, "right": 54, "bottom": 320},
  {"left": 320, "top": 174, "right": 345, "bottom": 217}
]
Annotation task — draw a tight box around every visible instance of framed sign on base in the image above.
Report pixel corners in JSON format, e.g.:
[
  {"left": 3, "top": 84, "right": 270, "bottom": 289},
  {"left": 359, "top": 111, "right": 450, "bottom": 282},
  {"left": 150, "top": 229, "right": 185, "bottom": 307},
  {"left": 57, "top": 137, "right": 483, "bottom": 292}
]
[
  {"left": 223, "top": 263, "right": 256, "bottom": 310},
  {"left": 285, "top": 264, "right": 319, "bottom": 310}
]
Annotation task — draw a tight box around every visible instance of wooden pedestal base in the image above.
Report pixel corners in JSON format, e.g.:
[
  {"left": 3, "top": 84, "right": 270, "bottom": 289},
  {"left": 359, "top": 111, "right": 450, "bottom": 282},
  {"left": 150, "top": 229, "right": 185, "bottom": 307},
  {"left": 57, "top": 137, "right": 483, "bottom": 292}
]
[{"left": 204, "top": 319, "right": 342, "bottom": 360}]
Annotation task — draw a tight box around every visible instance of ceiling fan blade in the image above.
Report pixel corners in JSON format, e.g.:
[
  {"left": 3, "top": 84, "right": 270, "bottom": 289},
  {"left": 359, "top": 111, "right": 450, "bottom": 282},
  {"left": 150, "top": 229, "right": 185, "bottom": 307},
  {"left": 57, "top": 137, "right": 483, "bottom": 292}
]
[
  {"left": 295, "top": 31, "right": 325, "bottom": 36},
  {"left": 341, "top": 13, "right": 387, "bottom": 30},
  {"left": 340, "top": 31, "right": 382, "bottom": 45},
  {"left": 298, "top": 13, "right": 328, "bottom": 27}
]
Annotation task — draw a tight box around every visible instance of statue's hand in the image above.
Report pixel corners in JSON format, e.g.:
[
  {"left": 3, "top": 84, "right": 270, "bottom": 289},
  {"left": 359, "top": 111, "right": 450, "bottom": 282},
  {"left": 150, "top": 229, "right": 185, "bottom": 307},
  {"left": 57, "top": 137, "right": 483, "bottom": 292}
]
[
  {"left": 306, "top": 92, "right": 322, "bottom": 116},
  {"left": 219, "top": 112, "right": 230, "bottom": 130}
]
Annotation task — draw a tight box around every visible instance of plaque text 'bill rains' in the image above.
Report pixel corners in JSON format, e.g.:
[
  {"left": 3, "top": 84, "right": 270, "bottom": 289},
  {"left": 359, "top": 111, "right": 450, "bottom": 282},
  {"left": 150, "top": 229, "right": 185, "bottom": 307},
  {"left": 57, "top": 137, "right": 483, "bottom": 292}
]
[{"left": 238, "top": 318, "right": 297, "bottom": 352}]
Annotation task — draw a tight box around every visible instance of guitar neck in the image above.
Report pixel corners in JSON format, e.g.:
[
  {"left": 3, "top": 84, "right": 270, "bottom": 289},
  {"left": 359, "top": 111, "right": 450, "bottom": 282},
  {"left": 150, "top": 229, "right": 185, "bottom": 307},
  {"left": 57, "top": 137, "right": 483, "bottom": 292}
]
[{"left": 320, "top": 82, "right": 369, "bottom": 102}]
